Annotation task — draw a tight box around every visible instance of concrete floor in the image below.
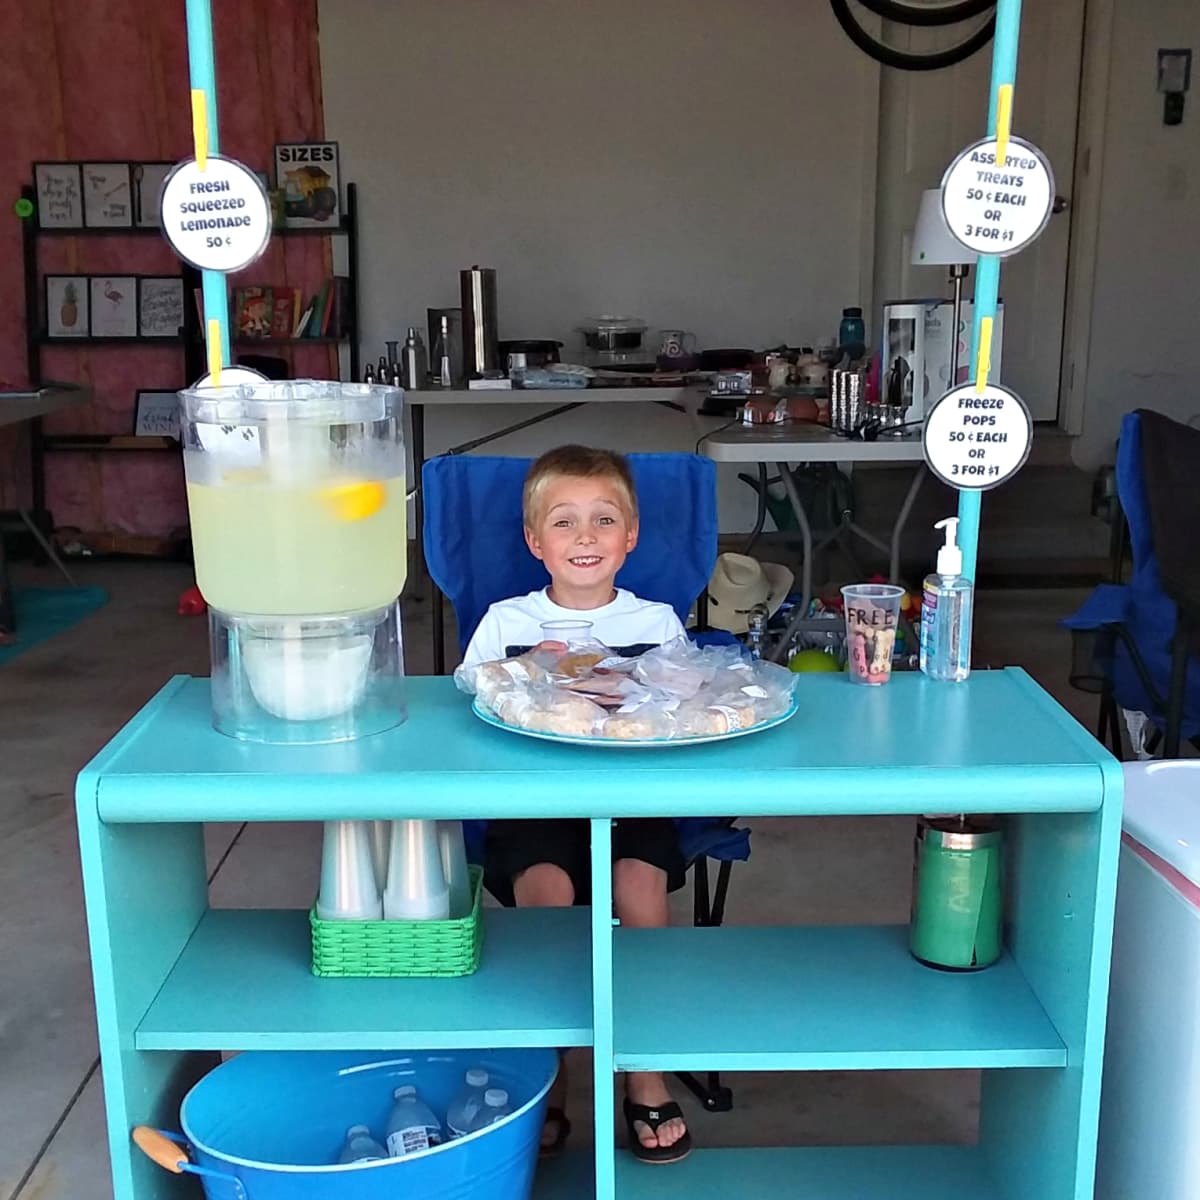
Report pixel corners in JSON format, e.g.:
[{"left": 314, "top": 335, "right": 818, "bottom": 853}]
[{"left": 0, "top": 560, "right": 1100, "bottom": 1198}]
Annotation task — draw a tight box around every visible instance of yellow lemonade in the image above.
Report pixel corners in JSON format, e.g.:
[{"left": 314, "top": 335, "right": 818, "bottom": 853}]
[{"left": 186, "top": 472, "right": 408, "bottom": 615}]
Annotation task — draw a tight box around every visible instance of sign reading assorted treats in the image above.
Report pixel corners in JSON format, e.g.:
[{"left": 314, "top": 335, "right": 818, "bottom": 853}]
[
  {"left": 940, "top": 134, "right": 1054, "bottom": 258},
  {"left": 160, "top": 154, "right": 271, "bottom": 273},
  {"left": 922, "top": 382, "right": 1033, "bottom": 491}
]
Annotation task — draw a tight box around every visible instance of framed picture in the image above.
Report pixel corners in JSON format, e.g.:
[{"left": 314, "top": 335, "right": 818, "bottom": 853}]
[
  {"left": 45, "top": 275, "right": 90, "bottom": 338},
  {"left": 82, "top": 162, "right": 133, "bottom": 228},
  {"left": 133, "top": 390, "right": 181, "bottom": 440},
  {"left": 89, "top": 276, "right": 137, "bottom": 337},
  {"left": 34, "top": 162, "right": 83, "bottom": 228},
  {"left": 131, "top": 162, "right": 173, "bottom": 228},
  {"left": 273, "top": 141, "right": 340, "bottom": 228},
  {"left": 138, "top": 276, "right": 184, "bottom": 338}
]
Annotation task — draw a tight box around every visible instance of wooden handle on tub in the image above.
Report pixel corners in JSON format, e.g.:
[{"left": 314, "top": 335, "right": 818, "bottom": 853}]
[{"left": 132, "top": 1126, "right": 188, "bottom": 1173}]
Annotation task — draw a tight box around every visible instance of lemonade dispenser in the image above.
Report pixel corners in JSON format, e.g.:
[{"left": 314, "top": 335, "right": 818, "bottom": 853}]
[{"left": 180, "top": 380, "right": 408, "bottom": 743}]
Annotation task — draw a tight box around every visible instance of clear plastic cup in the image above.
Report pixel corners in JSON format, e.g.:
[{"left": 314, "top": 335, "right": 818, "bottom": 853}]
[
  {"left": 841, "top": 584, "right": 904, "bottom": 685},
  {"left": 540, "top": 619, "right": 594, "bottom": 647}
]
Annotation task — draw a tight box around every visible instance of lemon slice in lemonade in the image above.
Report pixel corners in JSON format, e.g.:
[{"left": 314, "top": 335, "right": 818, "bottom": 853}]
[{"left": 320, "top": 479, "right": 386, "bottom": 522}]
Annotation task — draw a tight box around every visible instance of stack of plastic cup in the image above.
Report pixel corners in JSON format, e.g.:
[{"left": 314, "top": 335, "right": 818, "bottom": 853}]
[
  {"left": 383, "top": 820, "right": 450, "bottom": 920},
  {"left": 438, "top": 820, "right": 473, "bottom": 918},
  {"left": 316, "top": 821, "right": 383, "bottom": 920},
  {"left": 369, "top": 820, "right": 391, "bottom": 893},
  {"left": 841, "top": 584, "right": 904, "bottom": 685}
]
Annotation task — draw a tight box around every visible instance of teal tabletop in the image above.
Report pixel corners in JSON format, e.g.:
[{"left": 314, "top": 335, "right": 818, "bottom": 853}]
[{"left": 83, "top": 670, "right": 1114, "bottom": 823}]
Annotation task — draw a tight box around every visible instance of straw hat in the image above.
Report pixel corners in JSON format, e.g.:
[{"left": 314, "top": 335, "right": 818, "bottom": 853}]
[{"left": 704, "top": 553, "right": 795, "bottom": 635}]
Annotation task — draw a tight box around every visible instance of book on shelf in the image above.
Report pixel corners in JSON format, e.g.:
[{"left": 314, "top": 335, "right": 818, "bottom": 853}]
[{"left": 224, "top": 278, "right": 349, "bottom": 341}]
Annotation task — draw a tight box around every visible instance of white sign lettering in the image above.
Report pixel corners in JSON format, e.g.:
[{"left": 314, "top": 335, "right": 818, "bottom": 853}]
[
  {"left": 940, "top": 135, "right": 1054, "bottom": 259},
  {"left": 922, "top": 383, "right": 1033, "bottom": 491},
  {"left": 160, "top": 155, "right": 271, "bottom": 273}
]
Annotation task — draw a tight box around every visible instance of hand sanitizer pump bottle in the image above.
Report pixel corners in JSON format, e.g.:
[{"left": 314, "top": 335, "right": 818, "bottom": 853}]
[{"left": 919, "top": 517, "right": 974, "bottom": 683}]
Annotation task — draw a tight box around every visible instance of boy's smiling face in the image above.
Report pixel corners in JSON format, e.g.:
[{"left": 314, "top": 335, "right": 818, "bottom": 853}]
[{"left": 525, "top": 475, "right": 638, "bottom": 608}]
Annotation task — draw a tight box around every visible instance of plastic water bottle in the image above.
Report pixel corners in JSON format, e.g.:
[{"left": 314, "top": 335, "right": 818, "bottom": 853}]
[
  {"left": 445, "top": 1068, "right": 490, "bottom": 1138},
  {"left": 439, "top": 821, "right": 473, "bottom": 918},
  {"left": 463, "top": 1088, "right": 513, "bottom": 1134},
  {"left": 384, "top": 1085, "right": 444, "bottom": 1157},
  {"left": 336, "top": 1124, "right": 387, "bottom": 1164}
]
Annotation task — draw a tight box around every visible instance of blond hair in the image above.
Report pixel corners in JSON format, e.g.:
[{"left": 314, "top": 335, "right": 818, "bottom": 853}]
[{"left": 522, "top": 445, "right": 638, "bottom": 527}]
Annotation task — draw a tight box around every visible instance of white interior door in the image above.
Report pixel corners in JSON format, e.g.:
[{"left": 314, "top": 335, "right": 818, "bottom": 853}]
[{"left": 871, "top": 0, "right": 1085, "bottom": 421}]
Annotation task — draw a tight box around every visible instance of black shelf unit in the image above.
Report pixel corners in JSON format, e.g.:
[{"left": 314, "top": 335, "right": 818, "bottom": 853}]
[{"left": 20, "top": 180, "right": 360, "bottom": 520}]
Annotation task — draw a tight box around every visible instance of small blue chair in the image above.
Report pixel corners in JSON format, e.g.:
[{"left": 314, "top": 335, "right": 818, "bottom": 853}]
[
  {"left": 1064, "top": 410, "right": 1200, "bottom": 758},
  {"left": 423, "top": 451, "right": 747, "bottom": 1111}
]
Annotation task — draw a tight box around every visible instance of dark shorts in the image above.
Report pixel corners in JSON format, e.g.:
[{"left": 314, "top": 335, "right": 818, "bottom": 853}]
[{"left": 484, "top": 817, "right": 687, "bottom": 907}]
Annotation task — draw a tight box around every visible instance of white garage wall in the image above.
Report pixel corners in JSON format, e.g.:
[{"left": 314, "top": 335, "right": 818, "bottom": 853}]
[
  {"left": 318, "top": 0, "right": 878, "bottom": 528},
  {"left": 1072, "top": 0, "right": 1200, "bottom": 467}
]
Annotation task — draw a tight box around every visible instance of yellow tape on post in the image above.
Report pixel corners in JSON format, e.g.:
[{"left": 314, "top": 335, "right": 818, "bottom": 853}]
[
  {"left": 191, "top": 89, "right": 209, "bottom": 171},
  {"left": 975, "top": 317, "right": 994, "bottom": 393},
  {"left": 207, "top": 319, "right": 223, "bottom": 385},
  {"left": 995, "top": 83, "right": 1014, "bottom": 168}
]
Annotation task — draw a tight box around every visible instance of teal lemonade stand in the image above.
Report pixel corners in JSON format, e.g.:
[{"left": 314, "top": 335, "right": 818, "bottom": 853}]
[
  {"left": 76, "top": 0, "right": 1122, "bottom": 1198},
  {"left": 78, "top": 672, "right": 1120, "bottom": 1200}
]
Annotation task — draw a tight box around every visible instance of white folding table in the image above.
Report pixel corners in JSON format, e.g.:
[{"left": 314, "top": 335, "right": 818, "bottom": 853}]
[{"left": 700, "top": 422, "right": 928, "bottom": 654}]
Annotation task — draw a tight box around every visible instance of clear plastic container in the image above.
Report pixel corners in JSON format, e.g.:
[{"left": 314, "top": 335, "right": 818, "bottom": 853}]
[
  {"left": 180, "top": 381, "right": 408, "bottom": 743},
  {"left": 209, "top": 602, "right": 406, "bottom": 744}
]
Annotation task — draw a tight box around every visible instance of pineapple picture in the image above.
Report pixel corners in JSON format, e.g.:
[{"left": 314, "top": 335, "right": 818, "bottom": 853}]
[
  {"left": 48, "top": 276, "right": 88, "bottom": 338},
  {"left": 61, "top": 281, "right": 78, "bottom": 328}
]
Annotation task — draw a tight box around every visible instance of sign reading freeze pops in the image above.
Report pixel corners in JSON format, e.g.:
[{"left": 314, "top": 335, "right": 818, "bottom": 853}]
[
  {"left": 940, "top": 134, "right": 1054, "bottom": 258},
  {"left": 160, "top": 154, "right": 271, "bottom": 273},
  {"left": 922, "top": 383, "right": 1032, "bottom": 491}
]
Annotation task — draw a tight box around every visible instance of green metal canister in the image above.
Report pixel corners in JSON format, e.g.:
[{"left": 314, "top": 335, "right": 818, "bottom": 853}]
[{"left": 910, "top": 817, "right": 1003, "bottom": 970}]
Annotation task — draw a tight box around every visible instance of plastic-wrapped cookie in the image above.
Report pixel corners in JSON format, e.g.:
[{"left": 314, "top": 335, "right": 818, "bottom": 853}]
[
  {"left": 521, "top": 693, "right": 605, "bottom": 737},
  {"left": 601, "top": 712, "right": 670, "bottom": 740},
  {"left": 676, "top": 698, "right": 759, "bottom": 736},
  {"left": 474, "top": 661, "right": 518, "bottom": 707},
  {"left": 553, "top": 651, "right": 607, "bottom": 679},
  {"left": 493, "top": 689, "right": 537, "bottom": 725}
]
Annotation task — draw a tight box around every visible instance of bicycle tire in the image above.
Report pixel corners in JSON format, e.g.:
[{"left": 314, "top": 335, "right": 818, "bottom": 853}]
[
  {"left": 851, "top": 0, "right": 995, "bottom": 28},
  {"left": 830, "top": 0, "right": 995, "bottom": 70}
]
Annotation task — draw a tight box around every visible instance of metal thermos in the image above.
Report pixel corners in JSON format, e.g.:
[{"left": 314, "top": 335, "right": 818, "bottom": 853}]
[
  {"left": 460, "top": 266, "right": 499, "bottom": 380},
  {"left": 910, "top": 816, "right": 1003, "bottom": 970},
  {"left": 401, "top": 327, "right": 427, "bottom": 390}
]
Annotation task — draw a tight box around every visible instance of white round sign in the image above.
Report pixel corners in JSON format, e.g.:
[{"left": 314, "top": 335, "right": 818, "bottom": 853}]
[
  {"left": 160, "top": 155, "right": 271, "bottom": 273},
  {"left": 940, "top": 135, "right": 1054, "bottom": 258},
  {"left": 192, "top": 365, "right": 268, "bottom": 389},
  {"left": 923, "top": 383, "right": 1033, "bottom": 491}
]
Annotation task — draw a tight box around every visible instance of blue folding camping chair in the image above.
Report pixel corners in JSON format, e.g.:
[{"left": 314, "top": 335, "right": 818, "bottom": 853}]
[
  {"left": 423, "top": 451, "right": 746, "bottom": 1111},
  {"left": 1064, "top": 410, "right": 1200, "bottom": 758}
]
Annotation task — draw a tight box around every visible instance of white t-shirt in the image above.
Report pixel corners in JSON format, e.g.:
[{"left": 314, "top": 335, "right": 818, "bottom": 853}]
[{"left": 461, "top": 588, "right": 685, "bottom": 668}]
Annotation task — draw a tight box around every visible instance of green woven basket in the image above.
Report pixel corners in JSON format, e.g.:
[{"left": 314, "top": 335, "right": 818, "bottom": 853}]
[{"left": 310, "top": 866, "right": 484, "bottom": 978}]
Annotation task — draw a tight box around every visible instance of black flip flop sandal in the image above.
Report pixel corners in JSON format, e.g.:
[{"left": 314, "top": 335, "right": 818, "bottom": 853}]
[
  {"left": 539, "top": 1106, "right": 572, "bottom": 1160},
  {"left": 623, "top": 1098, "right": 692, "bottom": 1165}
]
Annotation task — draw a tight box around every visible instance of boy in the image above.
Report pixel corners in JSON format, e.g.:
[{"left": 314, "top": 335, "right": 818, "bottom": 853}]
[{"left": 461, "top": 445, "right": 692, "bottom": 1164}]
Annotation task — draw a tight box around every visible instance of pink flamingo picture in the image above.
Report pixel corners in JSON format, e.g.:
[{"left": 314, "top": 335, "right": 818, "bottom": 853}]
[{"left": 103, "top": 280, "right": 125, "bottom": 308}]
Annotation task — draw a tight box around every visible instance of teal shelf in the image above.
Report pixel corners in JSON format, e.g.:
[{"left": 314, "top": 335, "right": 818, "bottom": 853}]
[
  {"left": 84, "top": 671, "right": 1113, "bottom": 823},
  {"left": 613, "top": 925, "right": 1065, "bottom": 1072},
  {"left": 611, "top": 1147, "right": 998, "bottom": 1199},
  {"left": 536, "top": 1147, "right": 1002, "bottom": 1199},
  {"left": 136, "top": 906, "right": 593, "bottom": 1051}
]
